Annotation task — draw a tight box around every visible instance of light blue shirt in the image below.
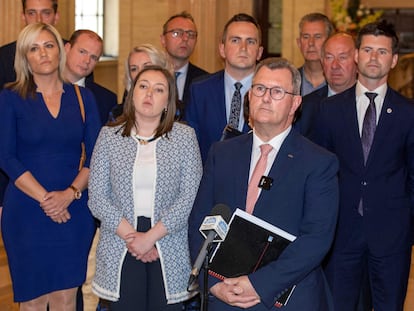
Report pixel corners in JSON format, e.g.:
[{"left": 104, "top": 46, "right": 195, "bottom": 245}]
[{"left": 224, "top": 72, "right": 253, "bottom": 131}]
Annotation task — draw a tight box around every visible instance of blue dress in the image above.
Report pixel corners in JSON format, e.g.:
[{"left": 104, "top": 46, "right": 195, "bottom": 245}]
[{"left": 0, "top": 83, "right": 101, "bottom": 302}]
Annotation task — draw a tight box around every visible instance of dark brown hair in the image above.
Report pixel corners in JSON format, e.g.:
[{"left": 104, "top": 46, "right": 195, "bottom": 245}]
[
  {"left": 356, "top": 20, "right": 399, "bottom": 55},
  {"left": 221, "top": 13, "right": 262, "bottom": 44},
  {"left": 22, "top": 0, "right": 58, "bottom": 13},
  {"left": 110, "top": 65, "right": 177, "bottom": 139}
]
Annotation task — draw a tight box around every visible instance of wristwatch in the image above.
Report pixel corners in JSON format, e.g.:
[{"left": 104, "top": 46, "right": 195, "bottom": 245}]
[{"left": 69, "top": 185, "right": 82, "bottom": 200}]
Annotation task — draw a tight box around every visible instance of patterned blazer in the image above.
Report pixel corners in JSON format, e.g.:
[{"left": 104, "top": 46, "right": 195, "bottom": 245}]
[{"left": 88, "top": 122, "right": 202, "bottom": 303}]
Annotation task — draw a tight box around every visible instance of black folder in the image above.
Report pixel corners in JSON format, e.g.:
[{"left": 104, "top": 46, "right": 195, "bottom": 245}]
[{"left": 208, "top": 208, "right": 296, "bottom": 308}]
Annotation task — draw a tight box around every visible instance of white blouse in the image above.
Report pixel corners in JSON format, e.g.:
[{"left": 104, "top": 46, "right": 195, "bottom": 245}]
[{"left": 132, "top": 136, "right": 159, "bottom": 218}]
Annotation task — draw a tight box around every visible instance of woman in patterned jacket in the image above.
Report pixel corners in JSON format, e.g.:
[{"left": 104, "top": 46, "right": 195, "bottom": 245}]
[{"left": 88, "top": 65, "right": 203, "bottom": 310}]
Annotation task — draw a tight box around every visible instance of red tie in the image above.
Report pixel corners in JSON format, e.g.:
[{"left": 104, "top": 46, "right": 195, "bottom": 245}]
[{"left": 246, "top": 144, "right": 273, "bottom": 214}]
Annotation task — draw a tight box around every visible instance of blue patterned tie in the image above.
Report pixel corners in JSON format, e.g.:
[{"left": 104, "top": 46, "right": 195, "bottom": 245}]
[{"left": 229, "top": 82, "right": 243, "bottom": 129}]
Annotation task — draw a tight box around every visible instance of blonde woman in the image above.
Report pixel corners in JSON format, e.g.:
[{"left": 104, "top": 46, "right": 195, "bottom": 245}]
[
  {"left": 0, "top": 23, "right": 101, "bottom": 310},
  {"left": 110, "top": 44, "right": 172, "bottom": 120}
]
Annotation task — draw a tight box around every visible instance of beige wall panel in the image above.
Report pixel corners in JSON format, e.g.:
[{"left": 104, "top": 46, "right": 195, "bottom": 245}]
[
  {"left": 0, "top": 2, "right": 23, "bottom": 46},
  {"left": 54, "top": 0, "right": 75, "bottom": 40}
]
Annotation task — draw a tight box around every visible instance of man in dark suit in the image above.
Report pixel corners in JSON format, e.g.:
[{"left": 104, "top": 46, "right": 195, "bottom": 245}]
[
  {"left": 160, "top": 11, "right": 208, "bottom": 119},
  {"left": 185, "top": 13, "right": 263, "bottom": 163},
  {"left": 0, "top": 0, "right": 60, "bottom": 90},
  {"left": 64, "top": 30, "right": 117, "bottom": 126},
  {"left": 296, "top": 32, "right": 374, "bottom": 311},
  {"left": 189, "top": 57, "right": 339, "bottom": 311},
  {"left": 296, "top": 32, "right": 357, "bottom": 137},
  {"left": 312, "top": 21, "right": 414, "bottom": 311}
]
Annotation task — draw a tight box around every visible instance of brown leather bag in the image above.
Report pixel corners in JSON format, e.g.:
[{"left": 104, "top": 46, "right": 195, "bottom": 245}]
[{"left": 74, "top": 84, "right": 86, "bottom": 171}]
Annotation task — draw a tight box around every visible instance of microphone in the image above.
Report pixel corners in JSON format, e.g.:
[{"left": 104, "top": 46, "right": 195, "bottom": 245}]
[{"left": 188, "top": 204, "right": 231, "bottom": 290}]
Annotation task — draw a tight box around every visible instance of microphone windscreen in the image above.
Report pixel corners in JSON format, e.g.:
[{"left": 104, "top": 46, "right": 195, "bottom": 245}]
[{"left": 211, "top": 204, "right": 231, "bottom": 223}]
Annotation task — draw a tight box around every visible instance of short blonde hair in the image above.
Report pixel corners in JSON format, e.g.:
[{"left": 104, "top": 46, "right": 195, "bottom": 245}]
[
  {"left": 124, "top": 44, "right": 172, "bottom": 91},
  {"left": 9, "top": 22, "right": 66, "bottom": 98}
]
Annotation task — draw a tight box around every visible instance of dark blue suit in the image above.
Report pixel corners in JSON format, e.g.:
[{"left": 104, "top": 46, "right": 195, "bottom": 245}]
[
  {"left": 312, "top": 85, "right": 414, "bottom": 311},
  {"left": 184, "top": 70, "right": 250, "bottom": 163},
  {"left": 294, "top": 85, "right": 329, "bottom": 137},
  {"left": 182, "top": 63, "right": 208, "bottom": 106},
  {"left": 84, "top": 76, "right": 117, "bottom": 126},
  {"left": 176, "top": 62, "right": 208, "bottom": 120},
  {"left": 0, "top": 41, "right": 16, "bottom": 90},
  {"left": 189, "top": 129, "right": 339, "bottom": 310}
]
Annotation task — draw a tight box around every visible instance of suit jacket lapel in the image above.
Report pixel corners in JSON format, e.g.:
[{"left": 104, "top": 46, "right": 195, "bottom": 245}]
[
  {"left": 365, "top": 88, "right": 394, "bottom": 168},
  {"left": 340, "top": 87, "right": 366, "bottom": 169},
  {"left": 233, "top": 133, "right": 254, "bottom": 210}
]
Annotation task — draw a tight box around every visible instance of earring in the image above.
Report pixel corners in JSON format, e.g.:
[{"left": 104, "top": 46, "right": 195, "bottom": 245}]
[{"left": 164, "top": 107, "right": 168, "bottom": 112}]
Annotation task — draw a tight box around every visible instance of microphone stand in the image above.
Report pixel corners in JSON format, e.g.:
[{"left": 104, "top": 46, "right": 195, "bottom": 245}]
[{"left": 201, "top": 243, "right": 212, "bottom": 311}]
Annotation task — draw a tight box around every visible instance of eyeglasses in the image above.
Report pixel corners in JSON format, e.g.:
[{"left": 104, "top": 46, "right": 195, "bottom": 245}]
[
  {"left": 164, "top": 29, "right": 198, "bottom": 40},
  {"left": 251, "top": 84, "right": 297, "bottom": 100}
]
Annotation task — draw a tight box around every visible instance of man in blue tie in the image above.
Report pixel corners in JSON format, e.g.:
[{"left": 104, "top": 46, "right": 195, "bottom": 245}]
[
  {"left": 185, "top": 13, "right": 263, "bottom": 163},
  {"left": 312, "top": 21, "right": 414, "bottom": 311}
]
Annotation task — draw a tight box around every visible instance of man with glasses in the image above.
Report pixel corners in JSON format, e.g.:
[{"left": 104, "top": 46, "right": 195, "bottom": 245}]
[
  {"left": 160, "top": 11, "right": 208, "bottom": 119},
  {"left": 189, "top": 57, "right": 339, "bottom": 311},
  {"left": 185, "top": 13, "right": 263, "bottom": 163}
]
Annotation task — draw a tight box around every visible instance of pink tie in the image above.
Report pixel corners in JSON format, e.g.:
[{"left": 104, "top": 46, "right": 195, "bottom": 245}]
[{"left": 246, "top": 144, "right": 273, "bottom": 214}]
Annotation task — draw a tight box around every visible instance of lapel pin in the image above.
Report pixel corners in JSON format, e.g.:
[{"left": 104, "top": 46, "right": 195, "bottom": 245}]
[
  {"left": 288, "top": 154, "right": 294, "bottom": 158},
  {"left": 387, "top": 108, "right": 392, "bottom": 114}
]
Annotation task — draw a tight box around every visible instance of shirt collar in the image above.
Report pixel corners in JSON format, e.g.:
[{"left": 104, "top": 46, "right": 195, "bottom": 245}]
[
  {"left": 74, "top": 77, "right": 86, "bottom": 88},
  {"left": 355, "top": 80, "right": 387, "bottom": 99},
  {"left": 224, "top": 71, "right": 254, "bottom": 93},
  {"left": 252, "top": 126, "right": 292, "bottom": 153},
  {"left": 175, "top": 62, "right": 189, "bottom": 76}
]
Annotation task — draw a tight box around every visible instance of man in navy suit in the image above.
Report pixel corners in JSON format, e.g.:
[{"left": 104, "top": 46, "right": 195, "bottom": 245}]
[
  {"left": 160, "top": 11, "right": 208, "bottom": 119},
  {"left": 296, "top": 32, "right": 357, "bottom": 137},
  {"left": 64, "top": 30, "right": 117, "bottom": 126},
  {"left": 185, "top": 13, "right": 263, "bottom": 163},
  {"left": 0, "top": 0, "right": 60, "bottom": 90},
  {"left": 312, "top": 21, "right": 414, "bottom": 311},
  {"left": 189, "top": 57, "right": 339, "bottom": 311}
]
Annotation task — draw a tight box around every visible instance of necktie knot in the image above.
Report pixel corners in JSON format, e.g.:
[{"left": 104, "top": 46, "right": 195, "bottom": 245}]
[
  {"left": 175, "top": 72, "right": 181, "bottom": 79},
  {"left": 228, "top": 82, "right": 243, "bottom": 128},
  {"left": 260, "top": 144, "right": 273, "bottom": 156},
  {"left": 235, "top": 82, "right": 242, "bottom": 91},
  {"left": 365, "top": 92, "right": 378, "bottom": 105}
]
